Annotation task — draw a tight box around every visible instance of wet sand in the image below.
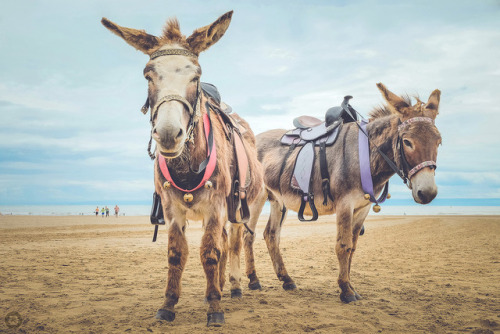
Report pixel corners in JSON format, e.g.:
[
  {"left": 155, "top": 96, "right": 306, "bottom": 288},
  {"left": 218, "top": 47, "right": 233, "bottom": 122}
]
[{"left": 1, "top": 214, "right": 499, "bottom": 333}]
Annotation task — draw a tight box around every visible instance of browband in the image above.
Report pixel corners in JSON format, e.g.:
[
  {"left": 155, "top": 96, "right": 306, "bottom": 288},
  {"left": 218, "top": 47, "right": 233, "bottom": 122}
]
[{"left": 150, "top": 49, "right": 198, "bottom": 60}]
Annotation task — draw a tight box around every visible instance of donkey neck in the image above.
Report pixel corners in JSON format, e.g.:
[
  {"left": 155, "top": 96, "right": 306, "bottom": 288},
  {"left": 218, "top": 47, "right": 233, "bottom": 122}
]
[{"left": 366, "top": 115, "right": 400, "bottom": 187}]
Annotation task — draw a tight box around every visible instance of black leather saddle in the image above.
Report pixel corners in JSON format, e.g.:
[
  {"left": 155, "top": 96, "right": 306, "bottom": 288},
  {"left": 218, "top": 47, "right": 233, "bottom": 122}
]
[{"left": 278, "top": 96, "right": 357, "bottom": 221}]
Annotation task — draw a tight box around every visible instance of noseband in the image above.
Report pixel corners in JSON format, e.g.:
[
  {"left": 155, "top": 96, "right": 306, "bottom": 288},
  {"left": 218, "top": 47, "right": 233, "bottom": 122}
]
[{"left": 141, "top": 48, "right": 202, "bottom": 160}]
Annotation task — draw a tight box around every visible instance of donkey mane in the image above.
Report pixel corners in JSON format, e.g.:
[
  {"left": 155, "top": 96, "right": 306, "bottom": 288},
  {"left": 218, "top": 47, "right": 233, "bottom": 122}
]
[
  {"left": 369, "top": 95, "right": 413, "bottom": 120},
  {"left": 160, "top": 18, "right": 190, "bottom": 47}
]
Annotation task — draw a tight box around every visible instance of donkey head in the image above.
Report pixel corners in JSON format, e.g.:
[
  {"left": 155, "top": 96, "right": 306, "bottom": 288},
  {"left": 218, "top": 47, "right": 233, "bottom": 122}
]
[
  {"left": 101, "top": 11, "right": 233, "bottom": 158},
  {"left": 376, "top": 83, "right": 442, "bottom": 204}
]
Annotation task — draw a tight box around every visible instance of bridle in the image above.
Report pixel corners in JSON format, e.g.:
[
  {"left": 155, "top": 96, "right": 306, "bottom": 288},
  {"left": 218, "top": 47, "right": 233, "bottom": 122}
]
[
  {"left": 343, "top": 97, "right": 438, "bottom": 188},
  {"left": 396, "top": 117, "right": 437, "bottom": 183},
  {"left": 141, "top": 48, "right": 202, "bottom": 160}
]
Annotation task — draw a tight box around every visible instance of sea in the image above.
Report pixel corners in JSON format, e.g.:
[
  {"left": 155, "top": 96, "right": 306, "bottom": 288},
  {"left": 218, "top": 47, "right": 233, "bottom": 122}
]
[{"left": 1, "top": 201, "right": 500, "bottom": 216}]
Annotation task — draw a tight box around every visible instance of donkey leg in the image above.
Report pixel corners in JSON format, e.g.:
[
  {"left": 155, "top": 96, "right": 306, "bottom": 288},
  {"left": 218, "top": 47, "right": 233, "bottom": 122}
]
[
  {"left": 335, "top": 202, "right": 357, "bottom": 303},
  {"left": 156, "top": 221, "right": 188, "bottom": 321},
  {"left": 348, "top": 206, "right": 371, "bottom": 300},
  {"left": 201, "top": 211, "right": 225, "bottom": 327},
  {"left": 244, "top": 186, "right": 267, "bottom": 290},
  {"left": 219, "top": 227, "right": 228, "bottom": 293},
  {"left": 228, "top": 223, "right": 244, "bottom": 298},
  {"left": 264, "top": 198, "right": 295, "bottom": 291}
]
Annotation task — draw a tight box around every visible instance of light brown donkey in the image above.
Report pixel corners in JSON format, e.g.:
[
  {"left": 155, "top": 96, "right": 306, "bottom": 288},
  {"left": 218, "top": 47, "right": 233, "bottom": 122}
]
[
  {"left": 229, "top": 83, "right": 442, "bottom": 303},
  {"left": 101, "top": 11, "right": 263, "bottom": 326}
]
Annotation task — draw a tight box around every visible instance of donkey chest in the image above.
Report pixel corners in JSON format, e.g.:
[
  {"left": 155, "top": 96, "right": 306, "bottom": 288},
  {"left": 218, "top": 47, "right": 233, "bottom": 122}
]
[{"left": 162, "top": 186, "right": 223, "bottom": 216}]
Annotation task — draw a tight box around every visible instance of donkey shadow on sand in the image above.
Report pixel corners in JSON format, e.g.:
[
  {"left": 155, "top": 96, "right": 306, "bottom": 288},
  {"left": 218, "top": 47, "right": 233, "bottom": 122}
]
[{"left": 228, "top": 83, "right": 442, "bottom": 304}]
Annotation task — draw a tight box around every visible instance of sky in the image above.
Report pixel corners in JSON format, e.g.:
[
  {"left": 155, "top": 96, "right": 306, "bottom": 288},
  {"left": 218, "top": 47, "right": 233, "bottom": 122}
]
[{"left": 0, "top": 0, "right": 499, "bottom": 205}]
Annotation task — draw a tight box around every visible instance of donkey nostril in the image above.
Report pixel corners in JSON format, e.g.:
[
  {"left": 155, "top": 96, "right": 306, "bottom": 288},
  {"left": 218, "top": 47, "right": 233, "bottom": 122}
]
[
  {"left": 417, "top": 190, "right": 424, "bottom": 201},
  {"left": 176, "top": 129, "right": 184, "bottom": 139}
]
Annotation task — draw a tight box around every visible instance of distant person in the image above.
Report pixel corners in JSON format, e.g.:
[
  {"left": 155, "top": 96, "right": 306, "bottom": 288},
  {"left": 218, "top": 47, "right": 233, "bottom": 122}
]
[
  {"left": 114, "top": 205, "right": 120, "bottom": 218},
  {"left": 95, "top": 207, "right": 99, "bottom": 217},
  {"left": 101, "top": 207, "right": 105, "bottom": 217},
  {"left": 105, "top": 206, "right": 110, "bottom": 217}
]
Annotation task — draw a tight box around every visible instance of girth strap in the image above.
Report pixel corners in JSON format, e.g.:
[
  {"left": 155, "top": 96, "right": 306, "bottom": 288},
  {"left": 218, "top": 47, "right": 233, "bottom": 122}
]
[{"left": 319, "top": 140, "right": 334, "bottom": 205}]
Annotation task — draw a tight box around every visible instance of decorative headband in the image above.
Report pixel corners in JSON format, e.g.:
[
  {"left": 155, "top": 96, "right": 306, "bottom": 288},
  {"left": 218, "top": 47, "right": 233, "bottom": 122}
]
[
  {"left": 150, "top": 49, "right": 198, "bottom": 60},
  {"left": 398, "top": 117, "right": 434, "bottom": 132}
]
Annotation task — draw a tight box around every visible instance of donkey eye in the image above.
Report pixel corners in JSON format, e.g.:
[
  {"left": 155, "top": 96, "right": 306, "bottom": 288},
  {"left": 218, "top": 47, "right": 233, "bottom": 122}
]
[{"left": 403, "top": 139, "right": 413, "bottom": 148}]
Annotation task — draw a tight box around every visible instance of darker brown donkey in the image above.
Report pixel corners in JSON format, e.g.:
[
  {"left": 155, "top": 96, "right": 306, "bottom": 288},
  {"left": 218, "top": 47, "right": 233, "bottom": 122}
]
[
  {"left": 101, "top": 11, "right": 263, "bottom": 326},
  {"left": 229, "top": 83, "right": 442, "bottom": 303}
]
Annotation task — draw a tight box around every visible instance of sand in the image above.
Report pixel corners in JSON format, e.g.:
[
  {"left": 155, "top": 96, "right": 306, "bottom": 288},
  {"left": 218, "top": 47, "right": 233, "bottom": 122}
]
[{"left": 0, "top": 214, "right": 499, "bottom": 333}]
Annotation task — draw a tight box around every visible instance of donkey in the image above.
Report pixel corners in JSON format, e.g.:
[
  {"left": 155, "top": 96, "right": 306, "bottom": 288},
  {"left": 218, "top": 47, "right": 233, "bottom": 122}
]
[
  {"left": 228, "top": 83, "right": 441, "bottom": 303},
  {"left": 101, "top": 11, "right": 263, "bottom": 326}
]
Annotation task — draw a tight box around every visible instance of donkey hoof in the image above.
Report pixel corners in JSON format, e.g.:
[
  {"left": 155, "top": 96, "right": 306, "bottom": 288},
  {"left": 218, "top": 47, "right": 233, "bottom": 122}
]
[
  {"left": 340, "top": 293, "right": 358, "bottom": 304},
  {"left": 155, "top": 309, "right": 175, "bottom": 321},
  {"left": 360, "top": 225, "right": 365, "bottom": 236},
  {"left": 248, "top": 281, "right": 262, "bottom": 290},
  {"left": 283, "top": 281, "right": 297, "bottom": 291},
  {"left": 207, "top": 312, "right": 225, "bottom": 327},
  {"left": 231, "top": 288, "right": 242, "bottom": 298}
]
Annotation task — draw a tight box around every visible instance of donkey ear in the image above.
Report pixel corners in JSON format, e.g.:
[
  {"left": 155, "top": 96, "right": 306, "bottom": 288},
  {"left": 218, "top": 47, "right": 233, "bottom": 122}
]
[
  {"left": 376, "top": 82, "right": 410, "bottom": 115},
  {"left": 425, "top": 89, "right": 441, "bottom": 119},
  {"left": 101, "top": 18, "right": 159, "bottom": 55},
  {"left": 186, "top": 11, "right": 233, "bottom": 55}
]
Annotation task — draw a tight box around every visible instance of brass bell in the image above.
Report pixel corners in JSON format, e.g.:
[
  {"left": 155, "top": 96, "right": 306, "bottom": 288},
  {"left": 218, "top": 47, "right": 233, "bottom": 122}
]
[
  {"left": 364, "top": 194, "right": 371, "bottom": 200},
  {"left": 163, "top": 181, "right": 171, "bottom": 189},
  {"left": 387, "top": 193, "right": 391, "bottom": 199},
  {"left": 204, "top": 181, "right": 213, "bottom": 189},
  {"left": 373, "top": 204, "right": 381, "bottom": 213},
  {"left": 183, "top": 193, "right": 194, "bottom": 203}
]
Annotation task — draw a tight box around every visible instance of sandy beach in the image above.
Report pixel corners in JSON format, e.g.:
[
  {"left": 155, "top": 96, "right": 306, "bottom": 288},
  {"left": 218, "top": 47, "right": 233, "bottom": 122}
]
[{"left": 1, "top": 214, "right": 499, "bottom": 333}]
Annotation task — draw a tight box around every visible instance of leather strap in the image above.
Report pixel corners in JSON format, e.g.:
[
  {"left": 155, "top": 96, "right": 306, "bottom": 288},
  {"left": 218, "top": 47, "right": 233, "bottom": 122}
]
[
  {"left": 358, "top": 120, "right": 390, "bottom": 204},
  {"left": 319, "top": 140, "right": 333, "bottom": 205},
  {"left": 233, "top": 130, "right": 250, "bottom": 196},
  {"left": 153, "top": 225, "right": 159, "bottom": 242}
]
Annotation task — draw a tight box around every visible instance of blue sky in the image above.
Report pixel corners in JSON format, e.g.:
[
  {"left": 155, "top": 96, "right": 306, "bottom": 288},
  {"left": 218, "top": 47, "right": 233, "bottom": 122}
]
[{"left": 1, "top": 0, "right": 499, "bottom": 205}]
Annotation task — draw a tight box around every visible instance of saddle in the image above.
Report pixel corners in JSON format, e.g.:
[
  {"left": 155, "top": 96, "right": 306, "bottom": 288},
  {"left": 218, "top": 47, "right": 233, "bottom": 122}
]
[{"left": 279, "top": 96, "right": 357, "bottom": 221}]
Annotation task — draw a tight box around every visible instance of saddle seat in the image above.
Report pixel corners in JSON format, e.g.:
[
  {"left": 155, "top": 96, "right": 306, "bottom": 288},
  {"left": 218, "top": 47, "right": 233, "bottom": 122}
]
[
  {"left": 293, "top": 115, "right": 323, "bottom": 129},
  {"left": 293, "top": 105, "right": 347, "bottom": 129}
]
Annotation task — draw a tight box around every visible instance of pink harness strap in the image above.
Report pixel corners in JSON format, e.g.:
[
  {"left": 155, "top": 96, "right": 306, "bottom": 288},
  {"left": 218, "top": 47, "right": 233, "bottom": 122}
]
[{"left": 158, "top": 112, "right": 217, "bottom": 192}]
